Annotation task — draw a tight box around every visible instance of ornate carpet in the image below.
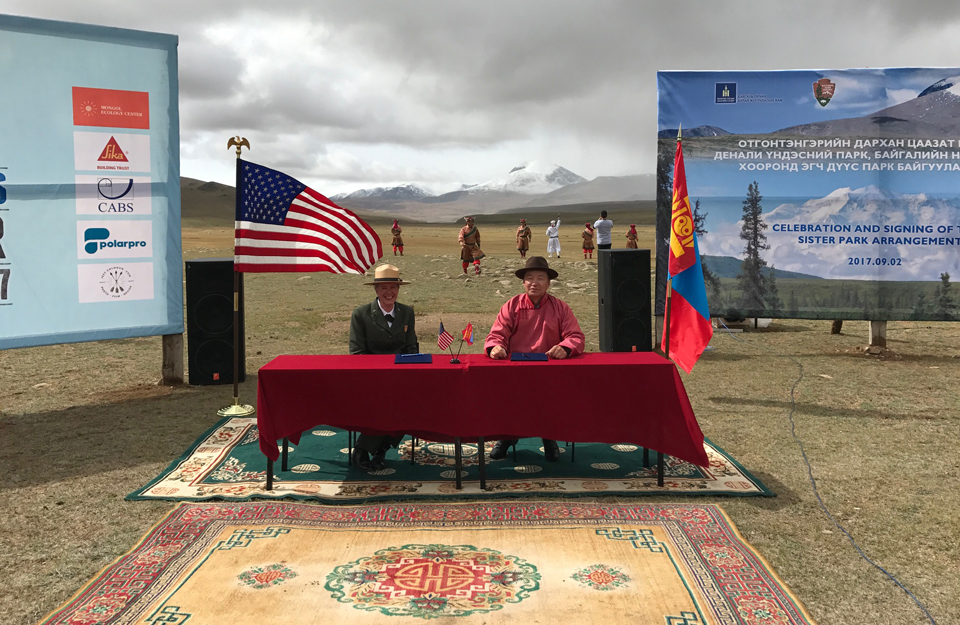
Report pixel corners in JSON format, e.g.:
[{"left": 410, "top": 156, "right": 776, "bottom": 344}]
[
  {"left": 129, "top": 417, "right": 772, "bottom": 501},
  {"left": 41, "top": 502, "right": 815, "bottom": 625}
]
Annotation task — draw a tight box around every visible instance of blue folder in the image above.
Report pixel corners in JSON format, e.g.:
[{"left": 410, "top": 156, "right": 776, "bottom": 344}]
[
  {"left": 395, "top": 353, "right": 433, "bottom": 364},
  {"left": 510, "top": 352, "right": 548, "bottom": 362}
]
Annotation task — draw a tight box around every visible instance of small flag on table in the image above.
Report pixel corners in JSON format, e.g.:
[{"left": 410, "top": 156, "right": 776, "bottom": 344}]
[
  {"left": 234, "top": 159, "right": 382, "bottom": 273},
  {"left": 438, "top": 322, "right": 455, "bottom": 351},
  {"left": 462, "top": 323, "right": 474, "bottom": 345}
]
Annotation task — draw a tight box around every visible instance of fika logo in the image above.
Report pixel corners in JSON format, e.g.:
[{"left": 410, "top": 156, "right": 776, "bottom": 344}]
[
  {"left": 83, "top": 227, "right": 147, "bottom": 254},
  {"left": 98, "top": 136, "right": 129, "bottom": 162}
]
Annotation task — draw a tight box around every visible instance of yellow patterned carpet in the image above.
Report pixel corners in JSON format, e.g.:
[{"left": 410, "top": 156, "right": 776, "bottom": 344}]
[{"left": 42, "top": 502, "right": 815, "bottom": 625}]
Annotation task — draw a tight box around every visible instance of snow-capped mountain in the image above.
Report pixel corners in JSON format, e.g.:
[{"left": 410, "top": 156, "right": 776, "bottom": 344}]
[
  {"left": 917, "top": 75, "right": 960, "bottom": 98},
  {"left": 332, "top": 184, "right": 433, "bottom": 201},
  {"left": 466, "top": 161, "right": 586, "bottom": 195}
]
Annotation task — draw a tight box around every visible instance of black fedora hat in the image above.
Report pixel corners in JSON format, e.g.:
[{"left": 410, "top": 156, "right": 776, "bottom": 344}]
[{"left": 514, "top": 256, "right": 558, "bottom": 280}]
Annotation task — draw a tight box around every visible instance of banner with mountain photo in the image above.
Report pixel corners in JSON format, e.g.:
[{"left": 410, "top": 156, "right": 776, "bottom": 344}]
[{"left": 655, "top": 69, "right": 960, "bottom": 322}]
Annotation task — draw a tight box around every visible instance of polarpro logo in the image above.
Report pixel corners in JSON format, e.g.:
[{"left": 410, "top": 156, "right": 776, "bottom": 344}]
[{"left": 83, "top": 227, "right": 147, "bottom": 254}]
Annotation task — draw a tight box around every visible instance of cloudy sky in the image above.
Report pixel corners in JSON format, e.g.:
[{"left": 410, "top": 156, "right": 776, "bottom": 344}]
[{"left": 7, "top": 1, "right": 960, "bottom": 194}]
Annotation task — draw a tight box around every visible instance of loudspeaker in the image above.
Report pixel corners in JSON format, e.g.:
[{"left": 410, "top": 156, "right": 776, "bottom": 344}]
[
  {"left": 185, "top": 258, "right": 245, "bottom": 385},
  {"left": 598, "top": 249, "right": 652, "bottom": 352}
]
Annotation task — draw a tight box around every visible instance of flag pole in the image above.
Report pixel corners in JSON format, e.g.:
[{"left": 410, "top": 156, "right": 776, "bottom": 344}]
[
  {"left": 219, "top": 136, "right": 255, "bottom": 417},
  {"left": 663, "top": 124, "right": 682, "bottom": 365}
]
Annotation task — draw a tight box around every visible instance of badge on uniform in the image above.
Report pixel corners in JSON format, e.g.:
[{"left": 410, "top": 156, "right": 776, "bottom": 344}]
[{"left": 403, "top": 325, "right": 408, "bottom": 332}]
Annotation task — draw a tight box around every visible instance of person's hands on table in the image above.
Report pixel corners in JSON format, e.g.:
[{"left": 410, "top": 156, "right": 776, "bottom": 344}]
[
  {"left": 546, "top": 345, "right": 568, "bottom": 359},
  {"left": 489, "top": 345, "right": 508, "bottom": 359}
]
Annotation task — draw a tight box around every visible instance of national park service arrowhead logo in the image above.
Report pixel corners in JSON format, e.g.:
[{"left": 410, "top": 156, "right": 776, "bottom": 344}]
[{"left": 813, "top": 78, "right": 836, "bottom": 107}]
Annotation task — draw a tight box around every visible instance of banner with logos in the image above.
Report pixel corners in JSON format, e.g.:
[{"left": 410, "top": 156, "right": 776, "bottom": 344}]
[
  {"left": 0, "top": 15, "right": 181, "bottom": 349},
  {"left": 656, "top": 69, "right": 960, "bottom": 322}
]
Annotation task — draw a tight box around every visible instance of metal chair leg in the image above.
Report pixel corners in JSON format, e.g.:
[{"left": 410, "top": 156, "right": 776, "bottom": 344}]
[
  {"left": 455, "top": 437, "right": 463, "bottom": 490},
  {"left": 281, "top": 437, "right": 289, "bottom": 472},
  {"left": 411, "top": 437, "right": 418, "bottom": 465},
  {"left": 657, "top": 451, "right": 664, "bottom": 487},
  {"left": 478, "top": 437, "right": 486, "bottom": 490}
]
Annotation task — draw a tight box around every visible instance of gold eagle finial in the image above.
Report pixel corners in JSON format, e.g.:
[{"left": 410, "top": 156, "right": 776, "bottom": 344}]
[{"left": 227, "top": 136, "right": 250, "bottom": 158}]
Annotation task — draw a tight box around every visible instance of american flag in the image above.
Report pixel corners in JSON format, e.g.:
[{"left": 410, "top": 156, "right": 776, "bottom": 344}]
[
  {"left": 234, "top": 160, "right": 382, "bottom": 273},
  {"left": 438, "top": 322, "right": 455, "bottom": 351}
]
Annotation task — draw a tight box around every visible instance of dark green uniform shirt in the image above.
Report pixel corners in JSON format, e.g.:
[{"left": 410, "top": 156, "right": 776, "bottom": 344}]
[{"left": 349, "top": 300, "right": 419, "bottom": 355}]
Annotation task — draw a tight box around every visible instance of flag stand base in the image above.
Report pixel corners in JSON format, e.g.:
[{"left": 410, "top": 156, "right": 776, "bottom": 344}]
[
  {"left": 449, "top": 358, "right": 460, "bottom": 364},
  {"left": 218, "top": 398, "right": 255, "bottom": 417}
]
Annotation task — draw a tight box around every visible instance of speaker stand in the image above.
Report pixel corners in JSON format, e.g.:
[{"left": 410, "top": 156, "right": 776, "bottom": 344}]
[{"left": 218, "top": 397, "right": 255, "bottom": 417}]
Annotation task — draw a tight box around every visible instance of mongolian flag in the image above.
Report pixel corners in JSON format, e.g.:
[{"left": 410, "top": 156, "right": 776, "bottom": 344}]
[
  {"left": 462, "top": 323, "right": 474, "bottom": 345},
  {"left": 661, "top": 133, "right": 713, "bottom": 373}
]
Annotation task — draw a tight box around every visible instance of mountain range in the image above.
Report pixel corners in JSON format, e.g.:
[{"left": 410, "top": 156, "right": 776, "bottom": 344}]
[{"left": 332, "top": 161, "right": 652, "bottom": 221}]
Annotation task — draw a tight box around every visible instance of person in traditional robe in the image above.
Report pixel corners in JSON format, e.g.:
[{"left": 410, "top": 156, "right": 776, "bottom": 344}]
[
  {"left": 458, "top": 216, "right": 485, "bottom": 275},
  {"left": 391, "top": 219, "right": 404, "bottom": 256},
  {"left": 348, "top": 264, "right": 418, "bottom": 470},
  {"left": 516, "top": 219, "right": 532, "bottom": 258},
  {"left": 545, "top": 216, "right": 561, "bottom": 258},
  {"left": 582, "top": 222, "right": 595, "bottom": 259},
  {"left": 484, "top": 256, "right": 585, "bottom": 462},
  {"left": 625, "top": 223, "right": 639, "bottom": 249}
]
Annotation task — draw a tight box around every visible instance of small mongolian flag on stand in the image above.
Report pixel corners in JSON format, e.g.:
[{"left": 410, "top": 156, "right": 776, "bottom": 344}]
[
  {"left": 461, "top": 323, "right": 474, "bottom": 345},
  {"left": 661, "top": 126, "right": 713, "bottom": 373}
]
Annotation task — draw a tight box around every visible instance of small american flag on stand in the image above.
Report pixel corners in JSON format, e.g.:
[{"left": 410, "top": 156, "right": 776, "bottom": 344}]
[
  {"left": 234, "top": 160, "right": 382, "bottom": 273},
  {"left": 438, "top": 322, "right": 455, "bottom": 351}
]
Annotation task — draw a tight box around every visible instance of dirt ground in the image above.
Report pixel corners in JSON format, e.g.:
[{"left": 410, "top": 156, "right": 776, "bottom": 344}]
[{"left": 1, "top": 219, "right": 958, "bottom": 625}]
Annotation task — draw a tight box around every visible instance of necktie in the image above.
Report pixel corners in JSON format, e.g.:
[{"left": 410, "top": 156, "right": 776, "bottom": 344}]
[{"left": 384, "top": 313, "right": 394, "bottom": 326}]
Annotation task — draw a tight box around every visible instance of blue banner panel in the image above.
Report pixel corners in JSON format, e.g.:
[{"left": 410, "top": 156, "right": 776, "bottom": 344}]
[
  {"left": 656, "top": 69, "right": 960, "bottom": 321},
  {"left": 0, "top": 15, "right": 182, "bottom": 349}
]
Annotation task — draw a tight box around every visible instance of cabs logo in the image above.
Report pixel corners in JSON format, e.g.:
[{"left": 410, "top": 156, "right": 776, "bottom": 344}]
[
  {"left": 98, "top": 178, "right": 135, "bottom": 212},
  {"left": 0, "top": 171, "right": 6, "bottom": 204},
  {"left": 813, "top": 78, "right": 836, "bottom": 107},
  {"left": 98, "top": 137, "right": 129, "bottom": 162},
  {"left": 83, "top": 227, "right": 147, "bottom": 255}
]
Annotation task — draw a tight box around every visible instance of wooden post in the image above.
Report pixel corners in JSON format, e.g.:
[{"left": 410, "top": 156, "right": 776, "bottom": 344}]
[
  {"left": 831, "top": 320, "right": 843, "bottom": 334},
  {"left": 161, "top": 333, "right": 184, "bottom": 385},
  {"left": 869, "top": 320, "right": 886, "bottom": 348}
]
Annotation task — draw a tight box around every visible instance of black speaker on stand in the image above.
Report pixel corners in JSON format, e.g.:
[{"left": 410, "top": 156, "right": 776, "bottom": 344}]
[
  {"left": 598, "top": 249, "right": 652, "bottom": 352},
  {"left": 185, "top": 258, "right": 245, "bottom": 385}
]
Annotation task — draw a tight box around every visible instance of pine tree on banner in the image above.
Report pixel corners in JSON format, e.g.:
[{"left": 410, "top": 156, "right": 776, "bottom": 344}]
[
  {"left": 661, "top": 131, "right": 713, "bottom": 373},
  {"left": 234, "top": 159, "right": 382, "bottom": 273}
]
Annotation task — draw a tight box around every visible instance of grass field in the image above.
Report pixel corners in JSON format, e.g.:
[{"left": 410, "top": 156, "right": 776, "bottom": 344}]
[{"left": 1, "top": 217, "right": 958, "bottom": 625}]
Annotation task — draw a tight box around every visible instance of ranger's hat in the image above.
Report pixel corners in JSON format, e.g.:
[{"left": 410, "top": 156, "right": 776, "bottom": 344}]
[
  {"left": 364, "top": 264, "right": 410, "bottom": 286},
  {"left": 515, "top": 256, "right": 558, "bottom": 280}
]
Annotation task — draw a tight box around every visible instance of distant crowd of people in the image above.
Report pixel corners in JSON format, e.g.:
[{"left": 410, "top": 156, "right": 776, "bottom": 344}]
[{"left": 388, "top": 210, "right": 641, "bottom": 274}]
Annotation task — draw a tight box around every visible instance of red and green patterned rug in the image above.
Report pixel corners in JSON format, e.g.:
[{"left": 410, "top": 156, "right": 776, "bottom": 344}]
[
  {"left": 129, "top": 417, "right": 773, "bottom": 501},
  {"left": 41, "top": 502, "right": 815, "bottom": 624}
]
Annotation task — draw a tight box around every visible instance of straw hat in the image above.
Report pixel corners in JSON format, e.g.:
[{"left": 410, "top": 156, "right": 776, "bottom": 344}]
[
  {"left": 514, "top": 256, "right": 558, "bottom": 280},
  {"left": 364, "top": 264, "right": 410, "bottom": 286}
]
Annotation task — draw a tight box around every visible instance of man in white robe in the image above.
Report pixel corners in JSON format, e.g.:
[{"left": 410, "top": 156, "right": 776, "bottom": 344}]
[{"left": 545, "top": 217, "right": 561, "bottom": 258}]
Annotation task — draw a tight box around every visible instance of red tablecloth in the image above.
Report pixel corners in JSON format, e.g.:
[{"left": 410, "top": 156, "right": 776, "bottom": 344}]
[{"left": 256, "top": 352, "right": 708, "bottom": 466}]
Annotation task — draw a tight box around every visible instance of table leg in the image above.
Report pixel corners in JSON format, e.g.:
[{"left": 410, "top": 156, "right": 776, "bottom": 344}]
[
  {"left": 281, "top": 437, "right": 289, "bottom": 471},
  {"left": 455, "top": 437, "right": 463, "bottom": 490},
  {"left": 643, "top": 447, "right": 650, "bottom": 468},
  {"left": 657, "top": 451, "right": 664, "bottom": 487},
  {"left": 478, "top": 437, "right": 486, "bottom": 490},
  {"left": 411, "top": 437, "right": 417, "bottom": 465},
  {"left": 347, "top": 431, "right": 354, "bottom": 466},
  {"left": 266, "top": 457, "right": 274, "bottom": 491},
  {"left": 571, "top": 442, "right": 575, "bottom": 462}
]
